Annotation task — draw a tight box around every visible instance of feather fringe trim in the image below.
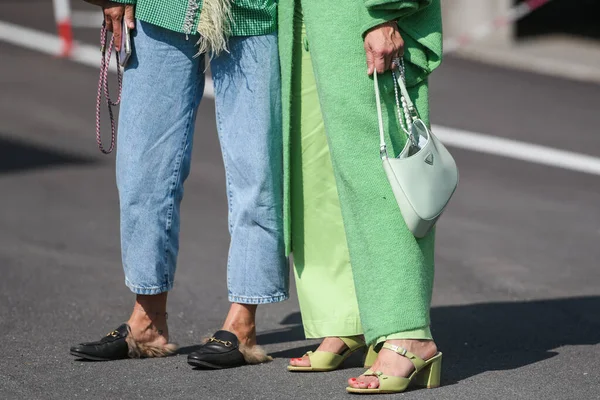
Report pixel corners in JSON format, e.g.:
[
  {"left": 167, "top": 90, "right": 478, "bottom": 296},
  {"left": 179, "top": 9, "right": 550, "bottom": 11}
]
[{"left": 195, "top": 0, "right": 233, "bottom": 57}]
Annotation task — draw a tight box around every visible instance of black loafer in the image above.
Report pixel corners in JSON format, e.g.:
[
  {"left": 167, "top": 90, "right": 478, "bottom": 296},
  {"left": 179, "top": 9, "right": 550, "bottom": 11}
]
[
  {"left": 187, "top": 330, "right": 246, "bottom": 369},
  {"left": 70, "top": 324, "right": 130, "bottom": 361}
]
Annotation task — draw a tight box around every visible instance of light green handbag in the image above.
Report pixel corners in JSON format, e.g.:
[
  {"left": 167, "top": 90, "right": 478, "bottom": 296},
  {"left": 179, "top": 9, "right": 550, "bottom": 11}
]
[{"left": 373, "top": 63, "right": 458, "bottom": 238}]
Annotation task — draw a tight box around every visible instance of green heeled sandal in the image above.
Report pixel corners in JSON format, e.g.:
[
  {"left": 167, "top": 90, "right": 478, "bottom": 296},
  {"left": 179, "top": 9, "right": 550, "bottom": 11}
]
[
  {"left": 363, "top": 345, "right": 377, "bottom": 368},
  {"left": 346, "top": 343, "right": 442, "bottom": 394},
  {"left": 288, "top": 337, "right": 371, "bottom": 372}
]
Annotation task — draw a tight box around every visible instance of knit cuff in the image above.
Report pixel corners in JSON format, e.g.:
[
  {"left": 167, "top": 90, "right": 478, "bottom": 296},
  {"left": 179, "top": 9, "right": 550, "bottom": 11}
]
[
  {"left": 373, "top": 326, "right": 433, "bottom": 352},
  {"left": 364, "top": 0, "right": 431, "bottom": 10},
  {"left": 110, "top": 0, "right": 137, "bottom": 4},
  {"left": 360, "top": 1, "right": 428, "bottom": 37},
  {"left": 361, "top": 11, "right": 404, "bottom": 38}
]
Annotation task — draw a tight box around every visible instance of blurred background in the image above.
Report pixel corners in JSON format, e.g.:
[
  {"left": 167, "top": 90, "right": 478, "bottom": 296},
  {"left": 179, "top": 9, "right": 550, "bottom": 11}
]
[{"left": 1, "top": 0, "right": 599, "bottom": 399}]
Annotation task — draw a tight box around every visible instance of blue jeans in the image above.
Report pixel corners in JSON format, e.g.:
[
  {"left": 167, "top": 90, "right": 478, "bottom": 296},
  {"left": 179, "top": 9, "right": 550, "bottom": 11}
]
[{"left": 116, "top": 21, "right": 288, "bottom": 304}]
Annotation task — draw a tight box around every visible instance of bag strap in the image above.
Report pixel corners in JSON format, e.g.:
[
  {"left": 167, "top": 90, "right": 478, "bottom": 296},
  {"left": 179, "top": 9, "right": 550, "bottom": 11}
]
[
  {"left": 96, "top": 21, "right": 123, "bottom": 155},
  {"left": 393, "top": 66, "right": 416, "bottom": 118},
  {"left": 373, "top": 70, "right": 388, "bottom": 159},
  {"left": 374, "top": 58, "right": 420, "bottom": 159}
]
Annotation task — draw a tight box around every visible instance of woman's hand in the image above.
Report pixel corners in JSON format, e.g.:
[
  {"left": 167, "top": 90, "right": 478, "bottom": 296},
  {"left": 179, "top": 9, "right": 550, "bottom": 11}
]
[
  {"left": 363, "top": 21, "right": 404, "bottom": 75},
  {"left": 84, "top": 1, "right": 135, "bottom": 51}
]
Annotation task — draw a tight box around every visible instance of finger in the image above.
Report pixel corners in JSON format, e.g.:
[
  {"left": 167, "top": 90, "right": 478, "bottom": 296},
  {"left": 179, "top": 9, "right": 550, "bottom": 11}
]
[
  {"left": 392, "top": 41, "right": 405, "bottom": 69},
  {"left": 365, "top": 46, "right": 375, "bottom": 75},
  {"left": 112, "top": 13, "right": 123, "bottom": 51},
  {"left": 397, "top": 36, "right": 405, "bottom": 56},
  {"left": 385, "top": 52, "right": 394, "bottom": 72},
  {"left": 125, "top": 5, "right": 135, "bottom": 29},
  {"left": 373, "top": 52, "right": 386, "bottom": 74},
  {"left": 396, "top": 45, "right": 405, "bottom": 57},
  {"left": 395, "top": 47, "right": 405, "bottom": 62},
  {"left": 104, "top": 12, "right": 113, "bottom": 32}
]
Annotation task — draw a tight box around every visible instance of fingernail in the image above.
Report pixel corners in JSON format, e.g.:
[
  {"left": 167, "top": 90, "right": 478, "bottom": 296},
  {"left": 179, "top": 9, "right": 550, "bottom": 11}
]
[{"left": 350, "top": 378, "right": 356, "bottom": 381}]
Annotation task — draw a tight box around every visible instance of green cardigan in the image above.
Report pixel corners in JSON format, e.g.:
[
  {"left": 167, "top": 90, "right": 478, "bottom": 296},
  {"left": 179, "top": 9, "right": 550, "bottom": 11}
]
[{"left": 278, "top": 0, "right": 443, "bottom": 254}]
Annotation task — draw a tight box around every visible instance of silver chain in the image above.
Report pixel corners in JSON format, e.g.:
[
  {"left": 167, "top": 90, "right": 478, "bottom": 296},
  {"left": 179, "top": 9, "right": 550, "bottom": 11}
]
[
  {"left": 392, "top": 60, "right": 406, "bottom": 133},
  {"left": 391, "top": 58, "right": 417, "bottom": 146}
]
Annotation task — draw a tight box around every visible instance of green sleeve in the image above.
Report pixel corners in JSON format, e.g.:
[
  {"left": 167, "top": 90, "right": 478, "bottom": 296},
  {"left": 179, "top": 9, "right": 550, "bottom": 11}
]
[
  {"left": 359, "top": 0, "right": 443, "bottom": 87},
  {"left": 110, "top": 0, "right": 137, "bottom": 4},
  {"left": 359, "top": 1, "right": 431, "bottom": 36},
  {"left": 364, "top": 0, "right": 431, "bottom": 11}
]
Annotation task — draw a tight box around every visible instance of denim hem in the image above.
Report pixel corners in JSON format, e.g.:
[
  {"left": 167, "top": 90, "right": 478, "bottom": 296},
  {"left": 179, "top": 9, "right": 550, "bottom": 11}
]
[
  {"left": 125, "top": 279, "right": 173, "bottom": 295},
  {"left": 228, "top": 293, "right": 289, "bottom": 304}
]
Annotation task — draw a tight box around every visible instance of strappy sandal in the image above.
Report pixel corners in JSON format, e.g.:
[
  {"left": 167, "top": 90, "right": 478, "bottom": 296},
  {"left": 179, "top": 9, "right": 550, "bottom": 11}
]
[
  {"left": 288, "top": 337, "right": 375, "bottom": 372},
  {"left": 346, "top": 343, "right": 442, "bottom": 394}
]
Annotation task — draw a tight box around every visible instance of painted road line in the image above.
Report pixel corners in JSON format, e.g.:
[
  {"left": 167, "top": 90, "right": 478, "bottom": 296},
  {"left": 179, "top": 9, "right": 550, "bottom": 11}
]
[
  {"left": 0, "top": 20, "right": 215, "bottom": 98},
  {"left": 433, "top": 125, "right": 600, "bottom": 177},
  {"left": 3, "top": 20, "right": 600, "bottom": 177}
]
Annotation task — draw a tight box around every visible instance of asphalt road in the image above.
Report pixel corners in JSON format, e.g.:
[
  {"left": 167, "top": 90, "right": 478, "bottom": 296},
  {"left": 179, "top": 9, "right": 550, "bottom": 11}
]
[{"left": 1, "top": 2, "right": 600, "bottom": 399}]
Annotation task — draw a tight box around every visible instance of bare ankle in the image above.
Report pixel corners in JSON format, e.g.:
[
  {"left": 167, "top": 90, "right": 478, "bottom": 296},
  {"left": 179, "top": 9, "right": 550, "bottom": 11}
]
[
  {"left": 387, "top": 339, "right": 437, "bottom": 359},
  {"left": 225, "top": 323, "right": 256, "bottom": 347},
  {"left": 127, "top": 293, "right": 169, "bottom": 342},
  {"left": 222, "top": 303, "right": 258, "bottom": 346}
]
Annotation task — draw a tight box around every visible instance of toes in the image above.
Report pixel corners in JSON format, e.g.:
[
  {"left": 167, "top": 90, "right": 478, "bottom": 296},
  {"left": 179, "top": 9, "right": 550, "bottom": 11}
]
[
  {"left": 289, "top": 356, "right": 310, "bottom": 367},
  {"left": 289, "top": 357, "right": 302, "bottom": 366},
  {"left": 357, "top": 380, "right": 370, "bottom": 389},
  {"left": 349, "top": 376, "right": 379, "bottom": 389}
]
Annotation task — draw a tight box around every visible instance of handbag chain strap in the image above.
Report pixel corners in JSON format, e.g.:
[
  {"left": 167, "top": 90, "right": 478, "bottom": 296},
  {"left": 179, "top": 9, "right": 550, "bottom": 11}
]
[{"left": 374, "top": 57, "right": 419, "bottom": 159}]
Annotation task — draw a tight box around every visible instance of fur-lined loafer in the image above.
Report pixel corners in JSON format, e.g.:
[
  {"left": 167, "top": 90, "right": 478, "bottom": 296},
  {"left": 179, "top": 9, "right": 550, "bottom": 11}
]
[
  {"left": 70, "top": 324, "right": 130, "bottom": 361},
  {"left": 187, "top": 330, "right": 272, "bottom": 369},
  {"left": 70, "top": 323, "right": 177, "bottom": 361}
]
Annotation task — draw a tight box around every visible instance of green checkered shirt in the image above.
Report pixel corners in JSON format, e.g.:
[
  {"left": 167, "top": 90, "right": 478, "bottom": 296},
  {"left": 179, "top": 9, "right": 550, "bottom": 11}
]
[{"left": 111, "top": 0, "right": 277, "bottom": 37}]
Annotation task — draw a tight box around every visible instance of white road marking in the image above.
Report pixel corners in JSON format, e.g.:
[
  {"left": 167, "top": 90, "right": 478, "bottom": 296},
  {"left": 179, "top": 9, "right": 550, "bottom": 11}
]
[
  {"left": 0, "top": 20, "right": 214, "bottom": 98},
  {"left": 2, "top": 20, "right": 600, "bottom": 177},
  {"left": 1, "top": 20, "right": 63, "bottom": 57},
  {"left": 433, "top": 125, "right": 600, "bottom": 177}
]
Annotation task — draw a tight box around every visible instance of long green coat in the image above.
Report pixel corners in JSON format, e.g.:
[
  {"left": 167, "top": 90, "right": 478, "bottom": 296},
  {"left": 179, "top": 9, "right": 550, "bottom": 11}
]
[
  {"left": 278, "top": 0, "right": 444, "bottom": 343},
  {"left": 279, "top": 0, "right": 442, "bottom": 253}
]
